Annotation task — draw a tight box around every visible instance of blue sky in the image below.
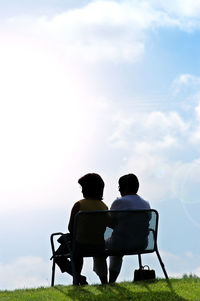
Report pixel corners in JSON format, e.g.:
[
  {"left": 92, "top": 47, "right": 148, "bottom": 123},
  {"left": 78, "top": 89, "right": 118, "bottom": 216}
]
[{"left": 1, "top": 0, "right": 200, "bottom": 289}]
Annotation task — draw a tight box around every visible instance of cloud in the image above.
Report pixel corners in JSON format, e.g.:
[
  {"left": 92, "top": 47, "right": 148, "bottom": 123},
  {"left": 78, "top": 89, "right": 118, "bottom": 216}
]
[
  {"left": 4, "top": 1, "right": 147, "bottom": 63},
  {"left": 148, "top": 0, "right": 200, "bottom": 30},
  {"left": 171, "top": 74, "right": 200, "bottom": 145},
  {"left": 2, "top": 0, "right": 200, "bottom": 66},
  {"left": 172, "top": 74, "right": 200, "bottom": 96},
  {"left": 109, "top": 110, "right": 188, "bottom": 150},
  {"left": 106, "top": 77, "right": 200, "bottom": 204},
  {"left": 116, "top": 250, "right": 200, "bottom": 280},
  {"left": 26, "top": 0, "right": 200, "bottom": 62},
  {"left": 152, "top": 0, "right": 200, "bottom": 18},
  {"left": 33, "top": 0, "right": 166, "bottom": 62},
  {"left": 1, "top": 0, "right": 200, "bottom": 65},
  {"left": 194, "top": 266, "right": 200, "bottom": 277},
  {"left": 1, "top": 251, "right": 199, "bottom": 290},
  {"left": 3, "top": 0, "right": 197, "bottom": 64},
  {"left": 158, "top": 250, "right": 200, "bottom": 277},
  {"left": 144, "top": 111, "right": 189, "bottom": 135},
  {"left": 0, "top": 257, "right": 50, "bottom": 290}
]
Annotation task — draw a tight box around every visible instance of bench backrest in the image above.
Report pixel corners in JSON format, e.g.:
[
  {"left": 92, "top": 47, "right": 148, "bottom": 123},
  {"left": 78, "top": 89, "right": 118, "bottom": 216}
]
[{"left": 72, "top": 209, "right": 158, "bottom": 257}]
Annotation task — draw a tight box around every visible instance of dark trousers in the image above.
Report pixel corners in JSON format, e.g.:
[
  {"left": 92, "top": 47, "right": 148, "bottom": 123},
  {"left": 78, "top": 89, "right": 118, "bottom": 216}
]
[
  {"left": 55, "top": 245, "right": 83, "bottom": 276},
  {"left": 54, "top": 235, "right": 83, "bottom": 278}
]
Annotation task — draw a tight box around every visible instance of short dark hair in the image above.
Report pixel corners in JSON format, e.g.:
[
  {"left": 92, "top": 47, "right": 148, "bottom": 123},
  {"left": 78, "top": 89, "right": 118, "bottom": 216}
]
[
  {"left": 78, "top": 173, "right": 104, "bottom": 200},
  {"left": 119, "top": 173, "right": 139, "bottom": 194}
]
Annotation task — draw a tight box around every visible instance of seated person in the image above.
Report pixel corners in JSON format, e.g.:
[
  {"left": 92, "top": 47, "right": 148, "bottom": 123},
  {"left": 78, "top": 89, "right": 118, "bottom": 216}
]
[
  {"left": 55, "top": 173, "right": 108, "bottom": 285},
  {"left": 107, "top": 173, "right": 151, "bottom": 283}
]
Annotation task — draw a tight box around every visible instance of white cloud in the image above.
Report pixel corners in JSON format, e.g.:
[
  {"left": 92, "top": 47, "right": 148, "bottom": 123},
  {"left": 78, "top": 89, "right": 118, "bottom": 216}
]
[
  {"left": 121, "top": 141, "right": 200, "bottom": 204},
  {"left": 1, "top": 251, "right": 199, "bottom": 290},
  {"left": 120, "top": 250, "right": 200, "bottom": 279},
  {"left": 2, "top": 1, "right": 200, "bottom": 65},
  {"left": 8, "top": 1, "right": 148, "bottom": 63},
  {"left": 151, "top": 250, "right": 200, "bottom": 278},
  {"left": 102, "top": 70, "right": 200, "bottom": 205},
  {"left": 152, "top": 0, "right": 200, "bottom": 18},
  {"left": 2, "top": 0, "right": 200, "bottom": 64},
  {"left": 144, "top": 111, "right": 189, "bottom": 135},
  {"left": 106, "top": 93, "right": 200, "bottom": 203},
  {"left": 0, "top": 257, "right": 50, "bottom": 290},
  {"left": 30, "top": 0, "right": 200, "bottom": 61},
  {"left": 109, "top": 114, "right": 136, "bottom": 149},
  {"left": 33, "top": 0, "right": 164, "bottom": 62},
  {"left": 110, "top": 109, "right": 189, "bottom": 147},
  {"left": 172, "top": 74, "right": 200, "bottom": 96},
  {"left": 195, "top": 103, "right": 200, "bottom": 120},
  {"left": 194, "top": 266, "right": 200, "bottom": 277},
  {"left": 172, "top": 160, "right": 200, "bottom": 201},
  {"left": 189, "top": 103, "right": 200, "bottom": 143},
  {"left": 1, "top": 0, "right": 192, "bottom": 64},
  {"left": 190, "top": 127, "right": 200, "bottom": 143}
]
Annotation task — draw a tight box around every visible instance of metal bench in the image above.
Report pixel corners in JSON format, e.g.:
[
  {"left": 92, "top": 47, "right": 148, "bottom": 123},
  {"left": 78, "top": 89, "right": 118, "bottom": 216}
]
[{"left": 50, "top": 209, "right": 168, "bottom": 286}]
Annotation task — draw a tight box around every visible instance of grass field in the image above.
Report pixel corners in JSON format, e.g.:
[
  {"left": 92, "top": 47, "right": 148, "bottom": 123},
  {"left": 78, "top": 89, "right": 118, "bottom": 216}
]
[{"left": 0, "top": 279, "right": 200, "bottom": 301}]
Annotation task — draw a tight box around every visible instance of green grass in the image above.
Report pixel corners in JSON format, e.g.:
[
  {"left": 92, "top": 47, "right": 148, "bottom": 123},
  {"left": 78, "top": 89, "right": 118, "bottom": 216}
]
[{"left": 0, "top": 279, "right": 200, "bottom": 301}]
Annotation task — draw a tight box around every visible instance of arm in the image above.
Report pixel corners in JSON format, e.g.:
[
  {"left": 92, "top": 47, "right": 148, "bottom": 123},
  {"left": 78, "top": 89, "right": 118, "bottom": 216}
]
[
  {"left": 110, "top": 199, "right": 120, "bottom": 210},
  {"left": 68, "top": 201, "right": 80, "bottom": 234},
  {"left": 108, "top": 199, "right": 118, "bottom": 228}
]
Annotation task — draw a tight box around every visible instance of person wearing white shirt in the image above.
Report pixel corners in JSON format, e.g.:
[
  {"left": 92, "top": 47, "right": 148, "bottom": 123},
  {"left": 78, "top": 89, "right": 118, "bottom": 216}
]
[{"left": 108, "top": 173, "right": 150, "bottom": 283}]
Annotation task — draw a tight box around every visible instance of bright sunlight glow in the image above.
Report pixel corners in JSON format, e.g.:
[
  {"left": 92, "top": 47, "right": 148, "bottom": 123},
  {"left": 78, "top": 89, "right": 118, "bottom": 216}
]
[{"left": 0, "top": 34, "right": 94, "bottom": 213}]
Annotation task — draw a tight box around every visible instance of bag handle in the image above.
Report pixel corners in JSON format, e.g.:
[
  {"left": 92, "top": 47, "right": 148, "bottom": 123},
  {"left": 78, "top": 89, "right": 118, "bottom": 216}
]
[{"left": 142, "top": 265, "right": 150, "bottom": 270}]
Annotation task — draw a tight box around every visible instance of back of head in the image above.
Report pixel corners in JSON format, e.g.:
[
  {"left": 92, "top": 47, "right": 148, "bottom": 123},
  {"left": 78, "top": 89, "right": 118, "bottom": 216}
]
[
  {"left": 119, "top": 173, "right": 139, "bottom": 195},
  {"left": 78, "top": 173, "right": 104, "bottom": 200}
]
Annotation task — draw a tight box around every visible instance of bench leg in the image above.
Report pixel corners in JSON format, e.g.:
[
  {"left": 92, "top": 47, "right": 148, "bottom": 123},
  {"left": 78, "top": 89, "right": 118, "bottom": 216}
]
[
  {"left": 51, "top": 259, "right": 56, "bottom": 287},
  {"left": 156, "top": 250, "right": 169, "bottom": 279},
  {"left": 71, "top": 258, "right": 79, "bottom": 285},
  {"left": 138, "top": 254, "right": 142, "bottom": 269}
]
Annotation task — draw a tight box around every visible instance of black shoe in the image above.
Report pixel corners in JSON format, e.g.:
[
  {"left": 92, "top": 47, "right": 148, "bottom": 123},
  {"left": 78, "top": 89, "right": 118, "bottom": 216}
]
[
  {"left": 79, "top": 275, "right": 88, "bottom": 285},
  {"left": 73, "top": 275, "right": 88, "bottom": 286}
]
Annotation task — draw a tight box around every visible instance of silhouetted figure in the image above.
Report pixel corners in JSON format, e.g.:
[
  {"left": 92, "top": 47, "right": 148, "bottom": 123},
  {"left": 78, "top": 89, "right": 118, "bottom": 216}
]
[
  {"left": 55, "top": 173, "right": 108, "bottom": 285},
  {"left": 107, "top": 173, "right": 151, "bottom": 283}
]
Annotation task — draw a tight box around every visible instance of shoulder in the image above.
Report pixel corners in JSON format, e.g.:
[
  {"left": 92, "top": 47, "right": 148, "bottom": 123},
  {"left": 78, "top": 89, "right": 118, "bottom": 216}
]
[
  {"left": 71, "top": 200, "right": 81, "bottom": 211},
  {"left": 110, "top": 197, "right": 123, "bottom": 210},
  {"left": 99, "top": 200, "right": 108, "bottom": 210},
  {"left": 137, "top": 195, "right": 151, "bottom": 208}
]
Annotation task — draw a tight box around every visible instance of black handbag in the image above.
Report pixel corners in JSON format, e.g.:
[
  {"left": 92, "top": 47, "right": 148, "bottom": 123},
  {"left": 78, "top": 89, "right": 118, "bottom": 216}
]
[
  {"left": 134, "top": 265, "right": 156, "bottom": 281},
  {"left": 57, "top": 233, "right": 72, "bottom": 244}
]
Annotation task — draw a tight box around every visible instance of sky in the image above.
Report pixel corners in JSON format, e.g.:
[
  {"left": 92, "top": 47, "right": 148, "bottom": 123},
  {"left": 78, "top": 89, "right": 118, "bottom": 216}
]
[{"left": 1, "top": 0, "right": 200, "bottom": 290}]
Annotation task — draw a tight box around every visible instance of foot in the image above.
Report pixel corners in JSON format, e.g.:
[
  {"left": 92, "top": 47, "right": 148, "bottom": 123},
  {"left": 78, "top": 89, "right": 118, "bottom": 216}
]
[
  {"left": 79, "top": 275, "right": 88, "bottom": 285},
  {"left": 73, "top": 276, "right": 88, "bottom": 286},
  {"left": 109, "top": 271, "right": 119, "bottom": 283},
  {"left": 99, "top": 276, "right": 108, "bottom": 285}
]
